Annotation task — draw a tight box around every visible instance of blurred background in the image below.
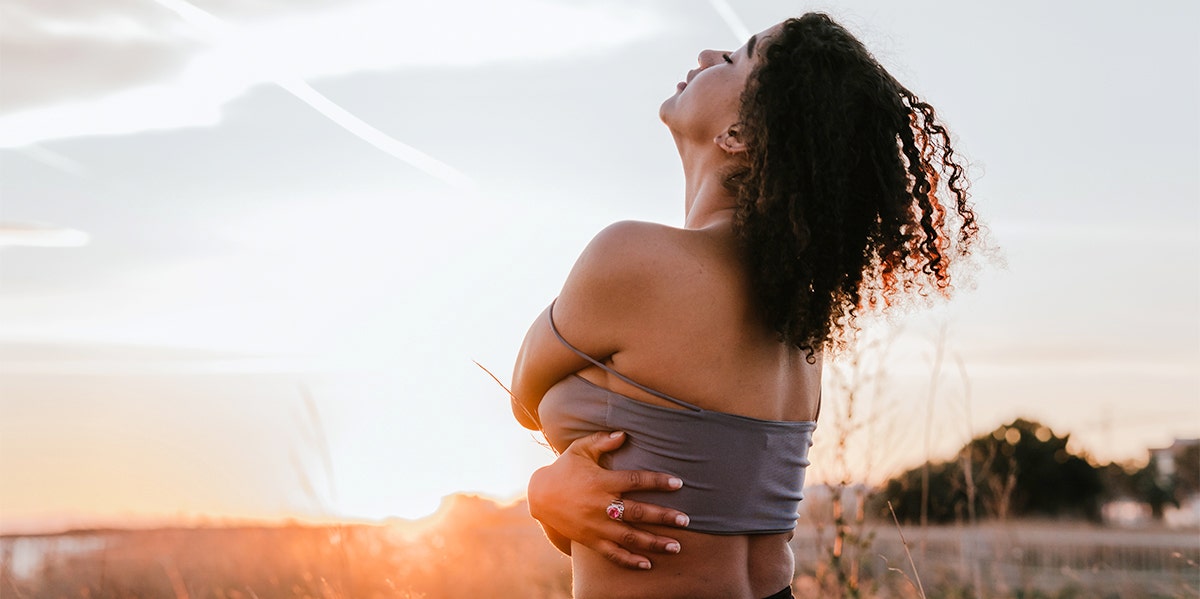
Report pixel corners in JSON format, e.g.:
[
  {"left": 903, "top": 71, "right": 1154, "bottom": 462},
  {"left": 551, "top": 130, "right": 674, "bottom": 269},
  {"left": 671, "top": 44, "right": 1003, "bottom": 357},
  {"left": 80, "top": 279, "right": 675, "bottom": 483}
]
[{"left": 1, "top": 0, "right": 1196, "bottom": 564}]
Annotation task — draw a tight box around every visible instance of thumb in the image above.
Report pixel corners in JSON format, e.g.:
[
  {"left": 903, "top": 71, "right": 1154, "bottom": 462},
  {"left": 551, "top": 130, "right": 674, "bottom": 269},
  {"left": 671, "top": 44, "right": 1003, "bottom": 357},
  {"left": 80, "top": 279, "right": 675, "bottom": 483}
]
[{"left": 567, "top": 430, "right": 627, "bottom": 461}]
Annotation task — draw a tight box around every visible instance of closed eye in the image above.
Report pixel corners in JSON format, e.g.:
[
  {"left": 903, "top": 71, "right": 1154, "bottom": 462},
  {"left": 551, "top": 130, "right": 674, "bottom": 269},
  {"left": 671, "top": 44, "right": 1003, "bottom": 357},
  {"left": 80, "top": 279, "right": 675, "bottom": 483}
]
[{"left": 722, "top": 53, "right": 733, "bottom": 64}]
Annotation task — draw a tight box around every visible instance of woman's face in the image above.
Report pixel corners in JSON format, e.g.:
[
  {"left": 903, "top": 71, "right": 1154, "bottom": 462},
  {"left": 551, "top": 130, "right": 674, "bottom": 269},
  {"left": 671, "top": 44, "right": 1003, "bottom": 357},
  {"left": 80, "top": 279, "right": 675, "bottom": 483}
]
[{"left": 660, "top": 23, "right": 781, "bottom": 142}]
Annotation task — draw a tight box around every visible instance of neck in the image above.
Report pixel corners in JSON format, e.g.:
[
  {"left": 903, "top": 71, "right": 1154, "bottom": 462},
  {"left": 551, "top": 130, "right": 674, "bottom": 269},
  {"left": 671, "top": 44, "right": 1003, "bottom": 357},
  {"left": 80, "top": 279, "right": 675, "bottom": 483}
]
[{"left": 675, "top": 136, "right": 739, "bottom": 230}]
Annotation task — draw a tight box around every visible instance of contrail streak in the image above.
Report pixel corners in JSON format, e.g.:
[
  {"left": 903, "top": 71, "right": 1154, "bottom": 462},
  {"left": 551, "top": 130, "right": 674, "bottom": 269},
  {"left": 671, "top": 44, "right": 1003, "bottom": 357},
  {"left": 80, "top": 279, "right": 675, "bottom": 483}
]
[
  {"left": 707, "top": 0, "right": 752, "bottom": 42},
  {"left": 18, "top": 146, "right": 87, "bottom": 177},
  {"left": 277, "top": 79, "right": 476, "bottom": 190},
  {"left": 149, "top": 0, "right": 476, "bottom": 191}
]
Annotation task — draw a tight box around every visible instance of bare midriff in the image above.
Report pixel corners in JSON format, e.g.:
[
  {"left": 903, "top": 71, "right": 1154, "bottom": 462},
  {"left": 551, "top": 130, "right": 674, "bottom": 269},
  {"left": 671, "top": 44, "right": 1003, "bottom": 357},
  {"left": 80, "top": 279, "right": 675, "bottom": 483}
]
[{"left": 571, "top": 525, "right": 794, "bottom": 599}]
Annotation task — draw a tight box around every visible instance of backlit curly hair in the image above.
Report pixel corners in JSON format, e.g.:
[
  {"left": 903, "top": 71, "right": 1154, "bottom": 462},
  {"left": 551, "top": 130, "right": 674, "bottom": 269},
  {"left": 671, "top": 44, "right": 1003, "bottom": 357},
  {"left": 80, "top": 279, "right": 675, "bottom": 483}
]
[{"left": 733, "top": 13, "right": 980, "bottom": 358}]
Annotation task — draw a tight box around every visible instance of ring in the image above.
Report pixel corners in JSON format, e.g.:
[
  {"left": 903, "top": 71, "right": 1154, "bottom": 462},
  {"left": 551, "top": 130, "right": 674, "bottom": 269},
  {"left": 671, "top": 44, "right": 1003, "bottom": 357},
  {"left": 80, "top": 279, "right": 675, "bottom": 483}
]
[{"left": 606, "top": 499, "right": 625, "bottom": 521}]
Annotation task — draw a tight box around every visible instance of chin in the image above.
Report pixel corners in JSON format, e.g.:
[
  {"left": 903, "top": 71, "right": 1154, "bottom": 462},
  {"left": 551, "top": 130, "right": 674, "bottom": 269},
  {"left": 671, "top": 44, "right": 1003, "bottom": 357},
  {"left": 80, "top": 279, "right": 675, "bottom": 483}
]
[{"left": 658, "top": 95, "right": 677, "bottom": 126}]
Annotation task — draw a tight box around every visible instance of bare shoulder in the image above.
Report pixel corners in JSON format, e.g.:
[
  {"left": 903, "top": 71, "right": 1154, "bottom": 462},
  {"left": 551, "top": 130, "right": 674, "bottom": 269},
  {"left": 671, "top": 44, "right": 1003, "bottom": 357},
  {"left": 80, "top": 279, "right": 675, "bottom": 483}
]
[
  {"left": 554, "top": 220, "right": 713, "bottom": 348},
  {"left": 571, "top": 220, "right": 709, "bottom": 290},
  {"left": 581, "top": 220, "right": 684, "bottom": 259}
]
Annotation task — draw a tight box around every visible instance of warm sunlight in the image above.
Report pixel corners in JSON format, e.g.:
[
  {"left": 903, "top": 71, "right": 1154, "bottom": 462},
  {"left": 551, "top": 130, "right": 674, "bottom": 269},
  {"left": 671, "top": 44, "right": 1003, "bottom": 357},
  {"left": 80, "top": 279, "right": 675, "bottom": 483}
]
[{"left": 1, "top": 0, "right": 1197, "bottom": 596}]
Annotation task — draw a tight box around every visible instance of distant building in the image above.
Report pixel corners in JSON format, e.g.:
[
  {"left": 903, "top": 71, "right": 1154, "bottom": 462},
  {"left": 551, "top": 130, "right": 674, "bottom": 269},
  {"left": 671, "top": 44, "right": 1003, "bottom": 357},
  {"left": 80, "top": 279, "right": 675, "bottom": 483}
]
[
  {"left": 1149, "top": 438, "right": 1199, "bottom": 480},
  {"left": 1151, "top": 438, "right": 1200, "bottom": 528}
]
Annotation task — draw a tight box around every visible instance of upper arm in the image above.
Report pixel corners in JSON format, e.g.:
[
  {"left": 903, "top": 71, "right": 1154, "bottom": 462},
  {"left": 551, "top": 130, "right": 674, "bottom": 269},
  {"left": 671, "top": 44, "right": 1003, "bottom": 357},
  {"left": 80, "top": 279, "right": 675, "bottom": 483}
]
[
  {"left": 510, "top": 304, "right": 584, "bottom": 430},
  {"left": 510, "top": 221, "right": 673, "bottom": 429}
]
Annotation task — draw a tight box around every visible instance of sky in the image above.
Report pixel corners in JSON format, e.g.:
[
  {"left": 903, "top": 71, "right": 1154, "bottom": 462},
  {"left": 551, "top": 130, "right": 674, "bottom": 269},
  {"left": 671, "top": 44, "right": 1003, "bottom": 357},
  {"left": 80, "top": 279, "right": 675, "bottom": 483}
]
[{"left": 1, "top": 0, "right": 1197, "bottom": 534}]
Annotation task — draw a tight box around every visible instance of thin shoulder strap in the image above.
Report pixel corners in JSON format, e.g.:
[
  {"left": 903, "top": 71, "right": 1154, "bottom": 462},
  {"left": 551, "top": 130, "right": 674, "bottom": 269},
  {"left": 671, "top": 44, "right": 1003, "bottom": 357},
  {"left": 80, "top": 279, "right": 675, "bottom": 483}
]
[{"left": 547, "top": 300, "right": 700, "bottom": 411}]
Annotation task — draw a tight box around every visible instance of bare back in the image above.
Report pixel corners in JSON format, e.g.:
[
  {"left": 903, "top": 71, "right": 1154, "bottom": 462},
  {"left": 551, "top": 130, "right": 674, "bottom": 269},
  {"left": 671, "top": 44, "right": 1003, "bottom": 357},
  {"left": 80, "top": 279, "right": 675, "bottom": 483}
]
[
  {"left": 562, "top": 221, "right": 821, "bottom": 599},
  {"left": 573, "top": 223, "right": 821, "bottom": 422}
]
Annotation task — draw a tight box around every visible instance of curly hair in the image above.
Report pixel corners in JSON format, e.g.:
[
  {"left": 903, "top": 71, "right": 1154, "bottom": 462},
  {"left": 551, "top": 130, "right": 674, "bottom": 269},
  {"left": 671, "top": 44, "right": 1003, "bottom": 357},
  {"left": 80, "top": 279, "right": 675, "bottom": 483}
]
[{"left": 733, "top": 13, "right": 980, "bottom": 358}]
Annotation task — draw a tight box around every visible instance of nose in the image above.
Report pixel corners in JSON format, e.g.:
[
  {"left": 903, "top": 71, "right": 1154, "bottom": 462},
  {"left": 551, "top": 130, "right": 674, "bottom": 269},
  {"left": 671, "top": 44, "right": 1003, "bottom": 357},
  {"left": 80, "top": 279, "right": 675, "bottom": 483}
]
[{"left": 697, "top": 49, "right": 724, "bottom": 68}]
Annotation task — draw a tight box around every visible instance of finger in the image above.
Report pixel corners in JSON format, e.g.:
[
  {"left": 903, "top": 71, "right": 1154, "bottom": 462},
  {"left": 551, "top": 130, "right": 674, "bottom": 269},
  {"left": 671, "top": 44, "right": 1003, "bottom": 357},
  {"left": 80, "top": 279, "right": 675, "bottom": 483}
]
[
  {"left": 593, "top": 539, "right": 653, "bottom": 571},
  {"left": 600, "top": 520, "right": 681, "bottom": 555},
  {"left": 605, "top": 469, "right": 685, "bottom": 494},
  {"left": 618, "top": 499, "right": 691, "bottom": 529},
  {"left": 565, "top": 430, "right": 627, "bottom": 462}
]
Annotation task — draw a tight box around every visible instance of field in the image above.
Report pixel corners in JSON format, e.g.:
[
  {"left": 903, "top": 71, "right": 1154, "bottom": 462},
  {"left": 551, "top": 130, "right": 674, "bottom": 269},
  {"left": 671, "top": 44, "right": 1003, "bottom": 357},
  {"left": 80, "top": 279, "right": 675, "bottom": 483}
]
[{"left": 2, "top": 495, "right": 1197, "bottom": 599}]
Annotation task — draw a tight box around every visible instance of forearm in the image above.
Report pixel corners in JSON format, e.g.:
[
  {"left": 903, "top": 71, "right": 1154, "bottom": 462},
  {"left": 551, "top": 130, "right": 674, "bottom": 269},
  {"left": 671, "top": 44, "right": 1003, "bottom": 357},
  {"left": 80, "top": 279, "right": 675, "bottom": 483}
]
[
  {"left": 528, "top": 464, "right": 572, "bottom": 556},
  {"left": 525, "top": 431, "right": 690, "bottom": 570}
]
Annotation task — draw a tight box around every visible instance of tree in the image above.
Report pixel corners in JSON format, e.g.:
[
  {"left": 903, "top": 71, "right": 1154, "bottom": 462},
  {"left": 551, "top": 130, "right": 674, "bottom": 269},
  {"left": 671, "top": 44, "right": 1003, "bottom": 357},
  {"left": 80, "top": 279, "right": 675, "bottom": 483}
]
[{"left": 878, "top": 418, "right": 1103, "bottom": 523}]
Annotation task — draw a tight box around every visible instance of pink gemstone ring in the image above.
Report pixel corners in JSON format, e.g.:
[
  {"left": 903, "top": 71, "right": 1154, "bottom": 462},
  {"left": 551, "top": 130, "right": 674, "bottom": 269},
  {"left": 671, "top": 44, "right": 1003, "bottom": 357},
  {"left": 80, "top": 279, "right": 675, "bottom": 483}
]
[{"left": 606, "top": 499, "right": 625, "bottom": 521}]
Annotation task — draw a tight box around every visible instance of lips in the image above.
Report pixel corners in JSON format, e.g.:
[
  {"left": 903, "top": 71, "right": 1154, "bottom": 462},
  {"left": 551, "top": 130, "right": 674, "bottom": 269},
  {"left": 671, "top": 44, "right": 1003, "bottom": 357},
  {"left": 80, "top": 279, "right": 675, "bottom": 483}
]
[{"left": 678, "top": 68, "right": 699, "bottom": 92}]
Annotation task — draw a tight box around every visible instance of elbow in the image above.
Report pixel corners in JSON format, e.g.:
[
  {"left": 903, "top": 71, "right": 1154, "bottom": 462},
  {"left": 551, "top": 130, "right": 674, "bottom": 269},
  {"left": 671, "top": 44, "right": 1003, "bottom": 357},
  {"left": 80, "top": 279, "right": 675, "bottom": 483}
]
[
  {"left": 512, "top": 399, "right": 542, "bottom": 431},
  {"left": 510, "top": 368, "right": 543, "bottom": 431}
]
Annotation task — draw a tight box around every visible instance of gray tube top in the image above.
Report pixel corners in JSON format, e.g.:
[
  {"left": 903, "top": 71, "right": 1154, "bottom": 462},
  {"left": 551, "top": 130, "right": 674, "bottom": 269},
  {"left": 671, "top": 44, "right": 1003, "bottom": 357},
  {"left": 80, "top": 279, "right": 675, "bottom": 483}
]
[{"left": 537, "top": 301, "right": 817, "bottom": 535}]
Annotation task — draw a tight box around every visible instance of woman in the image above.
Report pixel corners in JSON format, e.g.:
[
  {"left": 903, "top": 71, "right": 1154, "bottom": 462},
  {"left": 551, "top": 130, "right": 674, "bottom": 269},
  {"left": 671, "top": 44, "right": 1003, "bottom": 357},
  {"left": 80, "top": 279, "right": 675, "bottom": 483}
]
[{"left": 510, "top": 13, "right": 978, "bottom": 599}]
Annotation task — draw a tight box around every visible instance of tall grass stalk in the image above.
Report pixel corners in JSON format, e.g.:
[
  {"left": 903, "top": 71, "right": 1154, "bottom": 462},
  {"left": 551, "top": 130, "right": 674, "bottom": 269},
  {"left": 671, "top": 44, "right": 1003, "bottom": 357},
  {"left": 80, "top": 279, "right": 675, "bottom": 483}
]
[
  {"left": 955, "top": 354, "right": 985, "bottom": 599},
  {"left": 887, "top": 501, "right": 927, "bottom": 599},
  {"left": 814, "top": 329, "right": 904, "bottom": 597},
  {"left": 920, "top": 324, "right": 948, "bottom": 564}
]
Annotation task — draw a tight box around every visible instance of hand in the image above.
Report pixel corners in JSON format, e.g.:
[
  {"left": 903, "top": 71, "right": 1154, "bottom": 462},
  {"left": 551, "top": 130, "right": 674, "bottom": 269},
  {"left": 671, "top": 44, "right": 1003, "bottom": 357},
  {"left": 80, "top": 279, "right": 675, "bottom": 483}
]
[{"left": 527, "top": 430, "right": 691, "bottom": 570}]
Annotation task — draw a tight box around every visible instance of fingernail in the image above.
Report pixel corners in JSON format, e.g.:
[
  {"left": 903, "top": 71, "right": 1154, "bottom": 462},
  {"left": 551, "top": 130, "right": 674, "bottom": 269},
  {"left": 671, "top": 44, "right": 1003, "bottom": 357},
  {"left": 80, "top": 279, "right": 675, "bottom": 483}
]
[
  {"left": 638, "top": 561, "right": 651, "bottom": 570},
  {"left": 666, "top": 542, "right": 680, "bottom": 553},
  {"left": 668, "top": 477, "right": 683, "bottom": 489},
  {"left": 609, "top": 431, "right": 623, "bottom": 439},
  {"left": 675, "top": 514, "right": 690, "bottom": 527}
]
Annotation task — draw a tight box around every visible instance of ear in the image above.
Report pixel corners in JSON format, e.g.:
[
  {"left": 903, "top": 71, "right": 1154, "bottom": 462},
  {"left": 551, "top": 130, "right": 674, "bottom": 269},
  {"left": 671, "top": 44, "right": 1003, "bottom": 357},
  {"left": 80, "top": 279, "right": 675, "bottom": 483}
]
[{"left": 714, "top": 126, "right": 748, "bottom": 154}]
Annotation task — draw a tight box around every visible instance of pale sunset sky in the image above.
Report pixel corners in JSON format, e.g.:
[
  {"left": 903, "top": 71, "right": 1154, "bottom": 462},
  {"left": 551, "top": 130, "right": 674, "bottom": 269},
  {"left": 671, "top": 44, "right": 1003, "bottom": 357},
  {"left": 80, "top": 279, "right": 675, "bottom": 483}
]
[{"left": 1, "top": 0, "right": 1197, "bottom": 533}]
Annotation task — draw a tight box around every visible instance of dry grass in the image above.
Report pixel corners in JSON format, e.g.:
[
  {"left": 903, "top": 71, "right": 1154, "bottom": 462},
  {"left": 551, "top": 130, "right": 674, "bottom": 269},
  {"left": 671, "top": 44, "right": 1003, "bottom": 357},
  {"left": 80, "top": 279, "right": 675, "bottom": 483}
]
[
  {"left": 0, "top": 496, "right": 571, "bottom": 599},
  {"left": 5, "top": 502, "right": 1197, "bottom": 599}
]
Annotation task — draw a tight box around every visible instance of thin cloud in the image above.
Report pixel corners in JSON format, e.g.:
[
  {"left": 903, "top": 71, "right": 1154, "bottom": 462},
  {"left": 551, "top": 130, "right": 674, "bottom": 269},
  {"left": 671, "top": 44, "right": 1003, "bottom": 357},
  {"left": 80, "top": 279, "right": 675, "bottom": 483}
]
[
  {"left": 0, "top": 1, "right": 195, "bottom": 113},
  {"left": 0, "top": 338, "right": 322, "bottom": 375},
  {"left": 154, "top": 0, "right": 476, "bottom": 189},
  {"left": 0, "top": 0, "right": 664, "bottom": 148},
  {"left": 0, "top": 222, "right": 90, "bottom": 248},
  {"left": 0, "top": 357, "right": 312, "bottom": 375}
]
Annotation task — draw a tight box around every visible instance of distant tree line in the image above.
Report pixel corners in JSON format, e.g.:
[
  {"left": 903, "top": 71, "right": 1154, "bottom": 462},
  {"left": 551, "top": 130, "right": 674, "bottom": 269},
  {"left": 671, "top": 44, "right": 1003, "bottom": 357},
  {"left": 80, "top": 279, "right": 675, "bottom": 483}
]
[{"left": 877, "top": 418, "right": 1199, "bottom": 523}]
